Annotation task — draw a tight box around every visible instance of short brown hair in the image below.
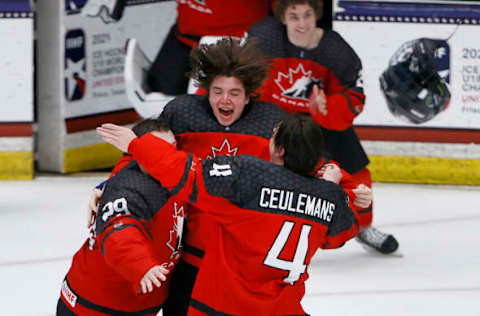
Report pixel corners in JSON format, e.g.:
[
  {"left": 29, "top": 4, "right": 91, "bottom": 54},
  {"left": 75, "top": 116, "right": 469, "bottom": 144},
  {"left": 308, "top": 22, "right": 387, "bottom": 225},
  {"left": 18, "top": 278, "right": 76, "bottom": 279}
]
[
  {"left": 131, "top": 118, "right": 170, "bottom": 137},
  {"left": 188, "top": 37, "right": 270, "bottom": 98},
  {"left": 274, "top": 113, "right": 325, "bottom": 176},
  {"left": 274, "top": 0, "right": 323, "bottom": 22}
]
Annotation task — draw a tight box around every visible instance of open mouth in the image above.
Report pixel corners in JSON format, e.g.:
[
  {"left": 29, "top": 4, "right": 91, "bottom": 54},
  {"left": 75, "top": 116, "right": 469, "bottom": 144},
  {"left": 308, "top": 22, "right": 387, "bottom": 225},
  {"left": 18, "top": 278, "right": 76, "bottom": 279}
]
[{"left": 219, "top": 108, "right": 234, "bottom": 116}]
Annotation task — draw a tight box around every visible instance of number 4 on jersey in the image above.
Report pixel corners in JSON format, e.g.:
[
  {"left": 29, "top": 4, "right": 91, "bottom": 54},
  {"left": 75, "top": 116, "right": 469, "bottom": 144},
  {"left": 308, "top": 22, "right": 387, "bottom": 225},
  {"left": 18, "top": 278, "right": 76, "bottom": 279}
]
[{"left": 264, "top": 221, "right": 311, "bottom": 284}]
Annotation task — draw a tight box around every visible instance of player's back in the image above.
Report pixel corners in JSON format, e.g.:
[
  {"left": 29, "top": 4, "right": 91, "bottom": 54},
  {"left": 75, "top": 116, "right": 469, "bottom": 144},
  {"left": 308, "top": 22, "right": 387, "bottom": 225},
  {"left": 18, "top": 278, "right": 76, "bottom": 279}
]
[
  {"left": 63, "top": 161, "right": 184, "bottom": 314},
  {"left": 160, "top": 94, "right": 286, "bottom": 267},
  {"left": 187, "top": 155, "right": 359, "bottom": 315},
  {"left": 126, "top": 127, "right": 360, "bottom": 315}
]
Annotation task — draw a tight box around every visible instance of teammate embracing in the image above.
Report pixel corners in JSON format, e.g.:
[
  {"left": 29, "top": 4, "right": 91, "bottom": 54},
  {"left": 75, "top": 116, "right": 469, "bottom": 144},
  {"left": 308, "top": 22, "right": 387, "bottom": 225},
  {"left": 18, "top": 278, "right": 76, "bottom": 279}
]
[
  {"left": 88, "top": 38, "right": 372, "bottom": 315},
  {"left": 98, "top": 113, "right": 360, "bottom": 315},
  {"left": 57, "top": 119, "right": 186, "bottom": 316},
  {"left": 249, "top": 0, "right": 399, "bottom": 254}
]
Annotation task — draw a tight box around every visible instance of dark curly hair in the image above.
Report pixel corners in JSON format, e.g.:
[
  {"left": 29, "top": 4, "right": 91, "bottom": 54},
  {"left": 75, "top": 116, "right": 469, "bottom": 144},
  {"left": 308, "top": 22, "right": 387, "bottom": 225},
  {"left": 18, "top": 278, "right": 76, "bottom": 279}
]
[
  {"left": 274, "top": 0, "right": 323, "bottom": 22},
  {"left": 188, "top": 37, "right": 270, "bottom": 98},
  {"left": 274, "top": 113, "right": 325, "bottom": 176}
]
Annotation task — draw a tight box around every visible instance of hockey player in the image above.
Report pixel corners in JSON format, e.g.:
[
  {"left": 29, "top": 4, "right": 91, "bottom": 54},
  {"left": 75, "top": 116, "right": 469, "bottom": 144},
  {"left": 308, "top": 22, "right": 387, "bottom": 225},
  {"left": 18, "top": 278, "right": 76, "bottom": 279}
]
[
  {"left": 97, "top": 113, "right": 360, "bottom": 315},
  {"left": 88, "top": 37, "right": 372, "bottom": 315},
  {"left": 146, "top": 0, "right": 273, "bottom": 96},
  {"left": 57, "top": 119, "right": 186, "bottom": 315},
  {"left": 90, "top": 37, "right": 286, "bottom": 315},
  {"left": 248, "top": 0, "right": 399, "bottom": 254}
]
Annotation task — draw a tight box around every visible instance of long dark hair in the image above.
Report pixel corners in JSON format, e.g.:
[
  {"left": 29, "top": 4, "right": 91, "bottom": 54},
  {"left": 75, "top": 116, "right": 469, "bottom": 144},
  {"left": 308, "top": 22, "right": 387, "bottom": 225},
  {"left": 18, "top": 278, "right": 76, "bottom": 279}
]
[{"left": 189, "top": 37, "right": 270, "bottom": 98}]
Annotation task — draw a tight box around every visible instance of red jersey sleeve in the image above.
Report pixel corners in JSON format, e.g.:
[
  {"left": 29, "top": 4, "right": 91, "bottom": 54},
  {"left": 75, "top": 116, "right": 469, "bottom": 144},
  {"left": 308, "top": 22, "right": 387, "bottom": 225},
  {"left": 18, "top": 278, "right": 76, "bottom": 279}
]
[
  {"left": 310, "top": 79, "right": 365, "bottom": 131},
  {"left": 315, "top": 162, "right": 359, "bottom": 247},
  {"left": 315, "top": 158, "right": 365, "bottom": 215},
  {"left": 128, "top": 134, "right": 196, "bottom": 201},
  {"left": 99, "top": 215, "right": 160, "bottom": 294},
  {"left": 128, "top": 134, "right": 236, "bottom": 219}
]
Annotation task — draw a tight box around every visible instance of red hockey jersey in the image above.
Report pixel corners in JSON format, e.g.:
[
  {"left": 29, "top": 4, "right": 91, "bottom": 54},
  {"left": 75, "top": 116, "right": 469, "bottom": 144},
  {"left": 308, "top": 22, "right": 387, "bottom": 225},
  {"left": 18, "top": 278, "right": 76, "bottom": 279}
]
[
  {"left": 128, "top": 134, "right": 359, "bottom": 315},
  {"left": 176, "top": 0, "right": 271, "bottom": 46},
  {"left": 159, "top": 94, "right": 286, "bottom": 267},
  {"left": 314, "top": 157, "right": 367, "bottom": 213},
  {"left": 60, "top": 161, "right": 186, "bottom": 315},
  {"left": 249, "top": 17, "right": 369, "bottom": 174}
]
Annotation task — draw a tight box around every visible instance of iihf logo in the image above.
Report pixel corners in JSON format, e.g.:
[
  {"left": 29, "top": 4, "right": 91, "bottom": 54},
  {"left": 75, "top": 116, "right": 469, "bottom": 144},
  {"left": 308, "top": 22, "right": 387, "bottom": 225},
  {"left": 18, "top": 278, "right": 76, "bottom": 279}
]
[
  {"left": 207, "top": 139, "right": 238, "bottom": 160},
  {"left": 274, "top": 63, "right": 322, "bottom": 100},
  {"left": 65, "top": 29, "right": 86, "bottom": 101}
]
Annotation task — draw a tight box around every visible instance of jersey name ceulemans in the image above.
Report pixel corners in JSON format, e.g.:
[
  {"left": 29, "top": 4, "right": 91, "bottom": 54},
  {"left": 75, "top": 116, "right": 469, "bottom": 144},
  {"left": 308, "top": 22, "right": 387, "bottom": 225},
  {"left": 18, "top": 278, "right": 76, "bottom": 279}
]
[{"left": 259, "top": 187, "right": 335, "bottom": 222}]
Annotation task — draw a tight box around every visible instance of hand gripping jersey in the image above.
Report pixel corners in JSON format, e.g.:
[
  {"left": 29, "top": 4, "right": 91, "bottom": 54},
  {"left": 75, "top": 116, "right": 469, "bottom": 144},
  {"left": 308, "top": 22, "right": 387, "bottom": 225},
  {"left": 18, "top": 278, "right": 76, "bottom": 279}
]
[
  {"left": 249, "top": 16, "right": 369, "bottom": 174},
  {"left": 128, "top": 134, "right": 359, "bottom": 315},
  {"left": 60, "top": 161, "right": 186, "bottom": 315},
  {"left": 175, "top": 0, "right": 271, "bottom": 46},
  {"left": 160, "top": 94, "right": 286, "bottom": 267},
  {"left": 315, "top": 157, "right": 367, "bottom": 213}
]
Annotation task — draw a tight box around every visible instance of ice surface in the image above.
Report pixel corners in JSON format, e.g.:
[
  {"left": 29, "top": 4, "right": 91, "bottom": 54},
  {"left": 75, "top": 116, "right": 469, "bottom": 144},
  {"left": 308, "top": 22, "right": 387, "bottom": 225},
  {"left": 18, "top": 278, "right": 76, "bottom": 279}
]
[{"left": 1, "top": 175, "right": 479, "bottom": 316}]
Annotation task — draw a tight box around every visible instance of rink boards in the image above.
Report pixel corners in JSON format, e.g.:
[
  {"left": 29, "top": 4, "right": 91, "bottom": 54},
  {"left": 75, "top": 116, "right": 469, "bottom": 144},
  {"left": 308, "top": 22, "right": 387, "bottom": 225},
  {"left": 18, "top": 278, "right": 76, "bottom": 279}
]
[
  {"left": 1, "top": 0, "right": 479, "bottom": 184},
  {"left": 0, "top": 3, "right": 34, "bottom": 180}
]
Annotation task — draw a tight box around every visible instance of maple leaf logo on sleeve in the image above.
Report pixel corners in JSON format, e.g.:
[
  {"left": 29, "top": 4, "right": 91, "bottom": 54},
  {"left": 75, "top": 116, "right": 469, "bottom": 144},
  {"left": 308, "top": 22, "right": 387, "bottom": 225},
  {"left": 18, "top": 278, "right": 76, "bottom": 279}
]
[{"left": 166, "top": 202, "right": 185, "bottom": 260}]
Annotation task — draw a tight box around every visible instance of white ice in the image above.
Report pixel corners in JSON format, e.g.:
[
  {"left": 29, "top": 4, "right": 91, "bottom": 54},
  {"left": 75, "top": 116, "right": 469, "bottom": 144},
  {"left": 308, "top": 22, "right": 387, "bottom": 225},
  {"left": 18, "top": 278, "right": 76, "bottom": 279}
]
[{"left": 1, "top": 174, "right": 479, "bottom": 316}]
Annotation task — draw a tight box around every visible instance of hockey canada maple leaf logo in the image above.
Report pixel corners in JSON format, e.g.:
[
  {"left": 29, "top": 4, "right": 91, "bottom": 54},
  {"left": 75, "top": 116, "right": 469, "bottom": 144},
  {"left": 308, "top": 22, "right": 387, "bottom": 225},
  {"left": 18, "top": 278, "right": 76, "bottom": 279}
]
[
  {"left": 274, "top": 63, "right": 322, "bottom": 100},
  {"left": 207, "top": 138, "right": 238, "bottom": 160},
  {"left": 166, "top": 202, "right": 185, "bottom": 260}
]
